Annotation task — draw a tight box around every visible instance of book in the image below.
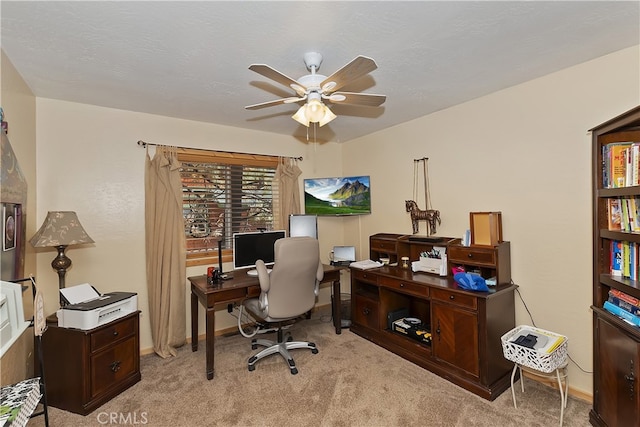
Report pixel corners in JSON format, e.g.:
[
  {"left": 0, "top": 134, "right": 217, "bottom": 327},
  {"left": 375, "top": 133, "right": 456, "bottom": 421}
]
[
  {"left": 608, "top": 294, "right": 640, "bottom": 316},
  {"left": 610, "top": 288, "right": 640, "bottom": 308},
  {"left": 611, "top": 240, "right": 623, "bottom": 277},
  {"left": 609, "top": 142, "right": 633, "bottom": 188},
  {"left": 0, "top": 378, "right": 42, "bottom": 427},
  {"left": 603, "top": 300, "right": 640, "bottom": 327},
  {"left": 632, "top": 143, "right": 640, "bottom": 186},
  {"left": 607, "top": 198, "right": 622, "bottom": 231}
]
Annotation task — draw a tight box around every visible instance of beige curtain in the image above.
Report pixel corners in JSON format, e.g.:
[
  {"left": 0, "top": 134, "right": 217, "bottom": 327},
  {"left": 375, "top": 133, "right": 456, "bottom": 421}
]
[
  {"left": 273, "top": 157, "right": 302, "bottom": 230},
  {"left": 144, "top": 146, "right": 186, "bottom": 358}
]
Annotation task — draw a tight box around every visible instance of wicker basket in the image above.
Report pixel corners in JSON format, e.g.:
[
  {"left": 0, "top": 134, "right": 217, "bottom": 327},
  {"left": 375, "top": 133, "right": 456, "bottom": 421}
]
[{"left": 501, "top": 325, "right": 568, "bottom": 373}]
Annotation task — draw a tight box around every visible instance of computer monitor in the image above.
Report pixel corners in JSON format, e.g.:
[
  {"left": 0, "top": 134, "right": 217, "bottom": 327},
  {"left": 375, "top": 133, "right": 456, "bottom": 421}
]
[
  {"left": 232, "top": 230, "right": 286, "bottom": 270},
  {"left": 289, "top": 214, "right": 318, "bottom": 239}
]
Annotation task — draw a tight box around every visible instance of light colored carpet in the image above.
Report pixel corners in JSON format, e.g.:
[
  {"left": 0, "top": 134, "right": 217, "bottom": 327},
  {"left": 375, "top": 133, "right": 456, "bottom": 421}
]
[{"left": 31, "top": 308, "right": 591, "bottom": 426}]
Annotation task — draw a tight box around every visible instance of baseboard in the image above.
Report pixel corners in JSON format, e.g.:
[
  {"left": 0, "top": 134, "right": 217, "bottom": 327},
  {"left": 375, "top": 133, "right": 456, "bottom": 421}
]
[{"left": 521, "top": 370, "right": 593, "bottom": 403}]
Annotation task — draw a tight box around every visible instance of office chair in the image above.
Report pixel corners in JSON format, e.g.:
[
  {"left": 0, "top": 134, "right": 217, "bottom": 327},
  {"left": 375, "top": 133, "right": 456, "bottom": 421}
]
[{"left": 240, "top": 236, "right": 323, "bottom": 374}]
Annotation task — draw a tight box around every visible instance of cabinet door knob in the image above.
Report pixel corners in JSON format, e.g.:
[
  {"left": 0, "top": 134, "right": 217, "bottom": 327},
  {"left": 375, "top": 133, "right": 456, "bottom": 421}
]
[
  {"left": 110, "top": 361, "right": 121, "bottom": 373},
  {"left": 363, "top": 308, "right": 370, "bottom": 315}
]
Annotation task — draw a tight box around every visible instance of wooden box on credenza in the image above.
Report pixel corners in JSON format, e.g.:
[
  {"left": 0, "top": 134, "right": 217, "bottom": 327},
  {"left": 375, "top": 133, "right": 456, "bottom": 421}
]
[{"left": 40, "top": 311, "right": 141, "bottom": 415}]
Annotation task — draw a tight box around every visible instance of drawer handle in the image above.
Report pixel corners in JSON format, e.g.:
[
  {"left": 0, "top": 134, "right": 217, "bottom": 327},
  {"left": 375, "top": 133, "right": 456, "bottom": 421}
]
[
  {"left": 110, "top": 361, "right": 121, "bottom": 373},
  {"left": 449, "top": 295, "right": 455, "bottom": 300},
  {"left": 467, "top": 253, "right": 473, "bottom": 258},
  {"left": 112, "top": 330, "right": 119, "bottom": 336},
  {"left": 400, "top": 283, "right": 405, "bottom": 287},
  {"left": 363, "top": 308, "right": 370, "bottom": 316}
]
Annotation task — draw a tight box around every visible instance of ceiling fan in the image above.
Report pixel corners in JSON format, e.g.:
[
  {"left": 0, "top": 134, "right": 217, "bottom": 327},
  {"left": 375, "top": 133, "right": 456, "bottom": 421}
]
[{"left": 245, "top": 52, "right": 386, "bottom": 127}]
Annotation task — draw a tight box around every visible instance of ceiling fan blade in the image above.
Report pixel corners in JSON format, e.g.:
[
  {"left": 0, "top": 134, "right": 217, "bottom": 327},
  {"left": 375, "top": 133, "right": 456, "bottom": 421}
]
[
  {"left": 245, "top": 96, "right": 304, "bottom": 110},
  {"left": 320, "top": 56, "right": 378, "bottom": 93},
  {"left": 329, "top": 92, "right": 386, "bottom": 107},
  {"left": 249, "top": 64, "right": 305, "bottom": 90}
]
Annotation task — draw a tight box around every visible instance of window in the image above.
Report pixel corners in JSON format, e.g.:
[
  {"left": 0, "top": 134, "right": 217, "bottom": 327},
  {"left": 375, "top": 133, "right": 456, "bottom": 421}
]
[{"left": 178, "top": 148, "right": 279, "bottom": 266}]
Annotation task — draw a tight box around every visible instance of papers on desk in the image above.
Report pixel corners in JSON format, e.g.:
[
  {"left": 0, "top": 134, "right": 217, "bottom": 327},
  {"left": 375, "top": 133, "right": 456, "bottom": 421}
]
[
  {"left": 350, "top": 260, "right": 383, "bottom": 270},
  {"left": 60, "top": 283, "right": 101, "bottom": 305}
]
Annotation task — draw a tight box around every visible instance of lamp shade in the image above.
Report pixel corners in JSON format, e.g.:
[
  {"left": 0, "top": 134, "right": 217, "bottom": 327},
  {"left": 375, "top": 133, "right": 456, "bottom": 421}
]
[
  {"left": 291, "top": 93, "right": 336, "bottom": 128},
  {"left": 29, "top": 211, "right": 94, "bottom": 247}
]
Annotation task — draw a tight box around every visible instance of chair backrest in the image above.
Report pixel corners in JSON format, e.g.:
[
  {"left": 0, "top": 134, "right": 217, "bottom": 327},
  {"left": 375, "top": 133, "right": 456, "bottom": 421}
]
[{"left": 258, "top": 236, "right": 323, "bottom": 319}]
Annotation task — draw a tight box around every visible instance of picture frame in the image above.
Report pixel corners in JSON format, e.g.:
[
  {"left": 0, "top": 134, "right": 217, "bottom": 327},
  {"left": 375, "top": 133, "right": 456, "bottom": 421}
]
[
  {"left": 470, "top": 211, "right": 503, "bottom": 246},
  {"left": 3, "top": 203, "right": 16, "bottom": 251}
]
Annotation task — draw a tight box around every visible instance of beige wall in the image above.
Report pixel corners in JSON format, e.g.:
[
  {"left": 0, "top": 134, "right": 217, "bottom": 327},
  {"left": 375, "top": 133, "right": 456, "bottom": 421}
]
[
  {"left": 32, "top": 99, "right": 346, "bottom": 352},
  {"left": 0, "top": 52, "right": 37, "bottom": 384},
  {"left": 6, "top": 43, "right": 639, "bottom": 397},
  {"left": 341, "top": 45, "right": 640, "bottom": 396}
]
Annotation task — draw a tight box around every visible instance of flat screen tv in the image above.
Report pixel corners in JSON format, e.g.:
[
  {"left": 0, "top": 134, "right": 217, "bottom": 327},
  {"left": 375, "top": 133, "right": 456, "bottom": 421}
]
[
  {"left": 303, "top": 176, "right": 371, "bottom": 216},
  {"left": 232, "top": 230, "right": 286, "bottom": 270}
]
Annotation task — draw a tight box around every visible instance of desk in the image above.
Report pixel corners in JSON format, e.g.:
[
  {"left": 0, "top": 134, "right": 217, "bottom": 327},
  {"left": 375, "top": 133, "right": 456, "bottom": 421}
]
[{"left": 189, "top": 264, "right": 343, "bottom": 380}]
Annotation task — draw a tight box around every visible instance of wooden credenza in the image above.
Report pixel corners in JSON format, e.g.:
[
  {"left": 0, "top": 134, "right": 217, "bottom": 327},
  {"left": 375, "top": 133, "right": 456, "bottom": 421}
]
[
  {"left": 41, "top": 311, "right": 141, "bottom": 415},
  {"left": 352, "top": 235, "right": 516, "bottom": 400}
]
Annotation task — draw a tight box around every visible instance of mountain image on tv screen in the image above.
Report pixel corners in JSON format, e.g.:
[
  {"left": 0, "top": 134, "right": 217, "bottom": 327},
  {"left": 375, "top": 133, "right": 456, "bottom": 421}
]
[{"left": 303, "top": 176, "right": 371, "bottom": 216}]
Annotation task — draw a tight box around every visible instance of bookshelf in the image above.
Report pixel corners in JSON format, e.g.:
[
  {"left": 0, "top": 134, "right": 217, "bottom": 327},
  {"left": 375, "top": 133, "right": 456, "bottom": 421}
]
[{"left": 590, "top": 106, "right": 640, "bottom": 427}]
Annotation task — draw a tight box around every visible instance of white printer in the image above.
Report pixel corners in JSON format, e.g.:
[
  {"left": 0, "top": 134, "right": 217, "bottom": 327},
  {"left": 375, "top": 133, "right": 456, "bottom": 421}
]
[{"left": 57, "top": 283, "right": 137, "bottom": 330}]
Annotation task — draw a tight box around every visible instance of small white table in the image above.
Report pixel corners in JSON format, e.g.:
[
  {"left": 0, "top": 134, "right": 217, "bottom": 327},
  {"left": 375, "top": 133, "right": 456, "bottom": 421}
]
[
  {"left": 510, "top": 360, "right": 569, "bottom": 426},
  {"left": 501, "top": 325, "right": 569, "bottom": 427}
]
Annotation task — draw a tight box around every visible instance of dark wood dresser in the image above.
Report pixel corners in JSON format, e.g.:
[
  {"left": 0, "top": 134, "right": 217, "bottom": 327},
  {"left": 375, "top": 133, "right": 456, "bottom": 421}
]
[{"left": 41, "top": 311, "right": 141, "bottom": 415}]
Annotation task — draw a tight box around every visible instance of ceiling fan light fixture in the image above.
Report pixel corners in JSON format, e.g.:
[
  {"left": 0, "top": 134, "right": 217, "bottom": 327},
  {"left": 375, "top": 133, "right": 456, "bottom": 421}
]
[
  {"left": 305, "top": 98, "right": 325, "bottom": 122},
  {"left": 318, "top": 107, "right": 337, "bottom": 127},
  {"left": 292, "top": 105, "right": 310, "bottom": 127}
]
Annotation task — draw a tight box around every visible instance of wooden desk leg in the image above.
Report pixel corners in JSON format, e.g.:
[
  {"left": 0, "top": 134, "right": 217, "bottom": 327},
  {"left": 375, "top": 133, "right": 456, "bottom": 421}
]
[
  {"left": 191, "top": 291, "right": 198, "bottom": 352},
  {"left": 205, "top": 306, "right": 215, "bottom": 380},
  {"left": 332, "top": 278, "right": 342, "bottom": 335}
]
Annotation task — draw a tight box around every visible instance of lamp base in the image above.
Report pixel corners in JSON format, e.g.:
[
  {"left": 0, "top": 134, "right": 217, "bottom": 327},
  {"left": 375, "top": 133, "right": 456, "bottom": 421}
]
[{"left": 52, "top": 245, "right": 71, "bottom": 289}]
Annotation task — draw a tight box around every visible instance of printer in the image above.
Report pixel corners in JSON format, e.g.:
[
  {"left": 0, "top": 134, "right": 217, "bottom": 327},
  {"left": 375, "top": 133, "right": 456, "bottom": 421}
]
[{"left": 57, "top": 283, "right": 137, "bottom": 330}]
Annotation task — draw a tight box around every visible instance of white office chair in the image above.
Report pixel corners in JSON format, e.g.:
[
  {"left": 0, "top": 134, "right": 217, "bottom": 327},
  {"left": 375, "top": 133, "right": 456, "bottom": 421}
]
[{"left": 240, "top": 237, "right": 323, "bottom": 374}]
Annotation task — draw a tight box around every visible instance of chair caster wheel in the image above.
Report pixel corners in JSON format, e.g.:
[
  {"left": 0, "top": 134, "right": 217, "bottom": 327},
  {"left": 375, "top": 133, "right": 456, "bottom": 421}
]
[
  {"left": 248, "top": 365, "right": 255, "bottom": 372},
  {"left": 251, "top": 344, "right": 257, "bottom": 350},
  {"left": 312, "top": 348, "right": 318, "bottom": 354},
  {"left": 290, "top": 368, "right": 298, "bottom": 375}
]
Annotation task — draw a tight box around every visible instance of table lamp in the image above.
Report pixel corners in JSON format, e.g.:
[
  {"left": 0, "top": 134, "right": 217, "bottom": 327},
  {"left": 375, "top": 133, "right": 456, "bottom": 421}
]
[{"left": 29, "top": 211, "right": 94, "bottom": 289}]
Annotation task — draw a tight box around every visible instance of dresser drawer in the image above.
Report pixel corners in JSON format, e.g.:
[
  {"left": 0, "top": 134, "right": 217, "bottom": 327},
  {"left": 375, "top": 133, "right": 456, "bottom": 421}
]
[
  {"left": 370, "top": 238, "right": 397, "bottom": 253},
  {"left": 91, "top": 316, "right": 136, "bottom": 352},
  {"left": 379, "top": 276, "right": 429, "bottom": 298},
  {"left": 448, "top": 246, "right": 496, "bottom": 266},
  {"left": 351, "top": 269, "right": 378, "bottom": 285},
  {"left": 353, "top": 295, "right": 380, "bottom": 330},
  {"left": 90, "top": 336, "right": 138, "bottom": 399},
  {"left": 431, "top": 288, "right": 477, "bottom": 310}
]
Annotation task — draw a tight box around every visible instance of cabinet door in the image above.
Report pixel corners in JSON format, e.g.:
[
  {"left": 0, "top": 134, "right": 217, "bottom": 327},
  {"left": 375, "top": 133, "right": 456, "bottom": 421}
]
[
  {"left": 595, "top": 316, "right": 640, "bottom": 426},
  {"left": 432, "top": 302, "right": 479, "bottom": 377}
]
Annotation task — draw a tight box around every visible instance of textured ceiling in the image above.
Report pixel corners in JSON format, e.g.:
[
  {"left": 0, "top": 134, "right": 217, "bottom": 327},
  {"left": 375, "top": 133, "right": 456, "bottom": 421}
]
[{"left": 2, "top": 1, "right": 639, "bottom": 143}]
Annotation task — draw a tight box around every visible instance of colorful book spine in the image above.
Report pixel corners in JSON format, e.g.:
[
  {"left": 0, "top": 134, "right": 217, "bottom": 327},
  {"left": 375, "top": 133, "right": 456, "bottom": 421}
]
[
  {"left": 607, "top": 198, "right": 622, "bottom": 231},
  {"left": 609, "top": 143, "right": 632, "bottom": 188},
  {"left": 608, "top": 294, "right": 640, "bottom": 316},
  {"left": 603, "top": 300, "right": 640, "bottom": 326},
  {"left": 611, "top": 240, "right": 623, "bottom": 277},
  {"left": 610, "top": 288, "right": 640, "bottom": 307}
]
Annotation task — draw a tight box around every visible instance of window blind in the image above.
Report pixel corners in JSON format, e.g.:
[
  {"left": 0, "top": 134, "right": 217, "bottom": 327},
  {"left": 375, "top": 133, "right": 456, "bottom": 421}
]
[{"left": 178, "top": 148, "right": 279, "bottom": 266}]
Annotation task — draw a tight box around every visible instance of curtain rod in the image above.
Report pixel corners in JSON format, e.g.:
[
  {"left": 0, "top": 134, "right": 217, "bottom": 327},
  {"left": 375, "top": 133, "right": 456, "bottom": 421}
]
[{"left": 137, "top": 140, "right": 303, "bottom": 161}]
